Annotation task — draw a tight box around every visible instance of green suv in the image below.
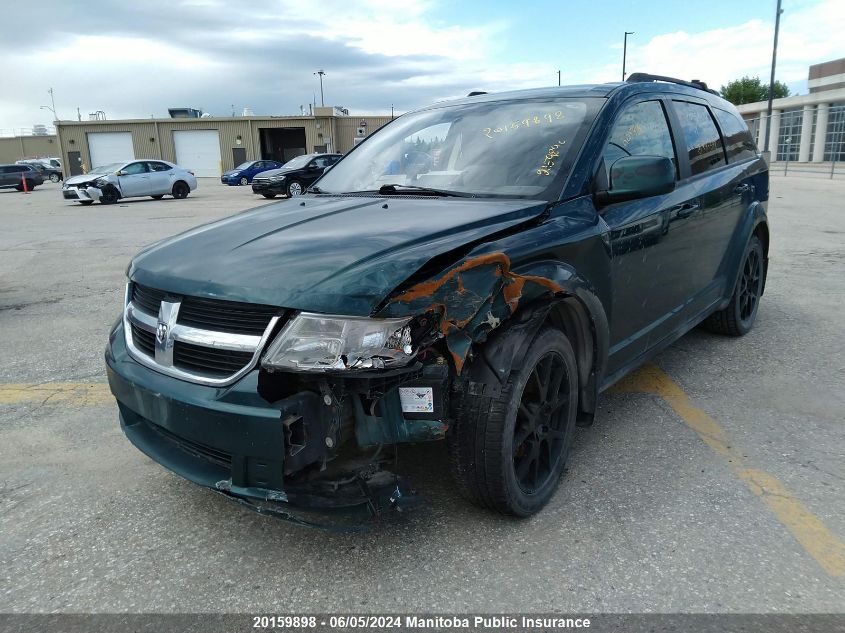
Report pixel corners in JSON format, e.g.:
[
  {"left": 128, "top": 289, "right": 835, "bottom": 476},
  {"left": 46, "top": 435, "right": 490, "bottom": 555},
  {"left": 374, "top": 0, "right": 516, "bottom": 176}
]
[{"left": 106, "top": 74, "right": 769, "bottom": 524}]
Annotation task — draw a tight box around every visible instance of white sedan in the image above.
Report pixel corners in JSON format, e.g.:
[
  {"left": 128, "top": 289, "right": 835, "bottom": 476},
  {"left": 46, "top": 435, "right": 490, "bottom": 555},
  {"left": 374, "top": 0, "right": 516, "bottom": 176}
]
[{"left": 62, "top": 160, "right": 198, "bottom": 205}]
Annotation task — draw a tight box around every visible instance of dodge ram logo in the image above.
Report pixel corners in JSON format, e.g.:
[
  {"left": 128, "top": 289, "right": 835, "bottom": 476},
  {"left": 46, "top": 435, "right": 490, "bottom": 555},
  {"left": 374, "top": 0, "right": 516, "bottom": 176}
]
[{"left": 156, "top": 321, "right": 168, "bottom": 345}]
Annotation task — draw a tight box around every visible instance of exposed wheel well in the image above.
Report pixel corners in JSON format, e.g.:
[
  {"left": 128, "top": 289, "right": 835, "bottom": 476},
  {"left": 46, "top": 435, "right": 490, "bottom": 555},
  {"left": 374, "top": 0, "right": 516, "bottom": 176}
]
[
  {"left": 545, "top": 297, "right": 597, "bottom": 423},
  {"left": 753, "top": 221, "right": 770, "bottom": 294}
]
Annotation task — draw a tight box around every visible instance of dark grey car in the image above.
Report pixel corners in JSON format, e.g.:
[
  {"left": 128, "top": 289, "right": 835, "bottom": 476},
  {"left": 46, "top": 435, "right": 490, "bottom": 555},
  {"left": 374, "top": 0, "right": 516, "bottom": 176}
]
[{"left": 0, "top": 164, "right": 44, "bottom": 190}]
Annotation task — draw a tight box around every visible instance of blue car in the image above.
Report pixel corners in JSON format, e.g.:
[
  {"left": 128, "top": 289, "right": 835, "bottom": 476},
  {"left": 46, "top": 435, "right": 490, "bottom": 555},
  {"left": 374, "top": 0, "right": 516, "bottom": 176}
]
[{"left": 220, "top": 160, "right": 283, "bottom": 186}]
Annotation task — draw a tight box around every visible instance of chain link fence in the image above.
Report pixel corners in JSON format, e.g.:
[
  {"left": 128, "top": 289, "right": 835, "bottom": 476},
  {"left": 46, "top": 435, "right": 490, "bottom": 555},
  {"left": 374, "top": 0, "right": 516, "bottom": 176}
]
[{"left": 744, "top": 104, "right": 845, "bottom": 178}]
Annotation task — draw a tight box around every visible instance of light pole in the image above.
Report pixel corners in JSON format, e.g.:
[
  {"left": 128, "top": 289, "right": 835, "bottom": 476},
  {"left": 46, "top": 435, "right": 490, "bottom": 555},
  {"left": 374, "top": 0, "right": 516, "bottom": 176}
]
[
  {"left": 557, "top": 70, "right": 561, "bottom": 86},
  {"left": 622, "top": 31, "right": 634, "bottom": 81},
  {"left": 314, "top": 70, "right": 326, "bottom": 107},
  {"left": 47, "top": 87, "right": 58, "bottom": 120},
  {"left": 763, "top": 0, "right": 783, "bottom": 154}
]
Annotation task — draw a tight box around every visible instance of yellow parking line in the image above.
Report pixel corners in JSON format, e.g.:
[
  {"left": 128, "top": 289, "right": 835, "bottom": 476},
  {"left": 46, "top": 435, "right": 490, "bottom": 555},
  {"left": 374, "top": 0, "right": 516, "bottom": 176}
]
[
  {"left": 611, "top": 364, "right": 845, "bottom": 577},
  {"left": 0, "top": 382, "right": 112, "bottom": 406}
]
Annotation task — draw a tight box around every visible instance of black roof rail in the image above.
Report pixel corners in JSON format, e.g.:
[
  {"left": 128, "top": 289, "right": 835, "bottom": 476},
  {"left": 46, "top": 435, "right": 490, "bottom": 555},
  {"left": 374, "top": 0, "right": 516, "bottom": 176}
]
[
  {"left": 625, "top": 72, "right": 720, "bottom": 96},
  {"left": 467, "top": 91, "right": 488, "bottom": 97}
]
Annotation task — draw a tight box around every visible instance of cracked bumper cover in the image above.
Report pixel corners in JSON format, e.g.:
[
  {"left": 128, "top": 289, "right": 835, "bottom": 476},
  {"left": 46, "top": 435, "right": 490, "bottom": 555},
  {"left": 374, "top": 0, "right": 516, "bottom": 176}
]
[{"left": 105, "top": 322, "right": 411, "bottom": 516}]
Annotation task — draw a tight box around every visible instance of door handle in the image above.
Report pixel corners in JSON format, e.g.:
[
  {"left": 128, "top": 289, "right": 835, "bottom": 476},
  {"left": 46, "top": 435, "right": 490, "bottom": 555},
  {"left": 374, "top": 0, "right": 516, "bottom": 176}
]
[
  {"left": 734, "top": 183, "right": 753, "bottom": 195},
  {"left": 671, "top": 201, "right": 700, "bottom": 218}
]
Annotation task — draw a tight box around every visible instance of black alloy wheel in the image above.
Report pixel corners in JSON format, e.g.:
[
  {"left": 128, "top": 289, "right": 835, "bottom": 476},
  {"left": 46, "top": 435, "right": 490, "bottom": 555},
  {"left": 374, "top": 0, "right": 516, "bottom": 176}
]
[{"left": 171, "top": 181, "right": 190, "bottom": 199}]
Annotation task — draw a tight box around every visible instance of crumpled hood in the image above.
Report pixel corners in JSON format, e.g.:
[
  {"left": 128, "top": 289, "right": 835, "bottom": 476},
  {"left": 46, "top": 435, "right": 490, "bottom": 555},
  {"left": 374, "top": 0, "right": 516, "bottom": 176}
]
[
  {"left": 128, "top": 195, "right": 547, "bottom": 315},
  {"left": 65, "top": 171, "right": 113, "bottom": 185}
]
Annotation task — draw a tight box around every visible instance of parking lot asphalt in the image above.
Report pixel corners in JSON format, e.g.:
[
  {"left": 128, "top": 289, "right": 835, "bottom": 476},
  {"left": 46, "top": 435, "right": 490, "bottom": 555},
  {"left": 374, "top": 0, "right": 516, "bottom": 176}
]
[{"left": 0, "top": 176, "right": 843, "bottom": 613}]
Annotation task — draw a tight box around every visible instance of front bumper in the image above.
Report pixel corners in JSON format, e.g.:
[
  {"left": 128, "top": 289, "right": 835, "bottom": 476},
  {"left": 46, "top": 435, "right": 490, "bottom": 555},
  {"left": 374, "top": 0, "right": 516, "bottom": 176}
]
[
  {"left": 62, "top": 186, "right": 101, "bottom": 202},
  {"left": 220, "top": 175, "right": 243, "bottom": 185},
  {"left": 105, "top": 322, "right": 411, "bottom": 522},
  {"left": 251, "top": 181, "right": 285, "bottom": 195}
]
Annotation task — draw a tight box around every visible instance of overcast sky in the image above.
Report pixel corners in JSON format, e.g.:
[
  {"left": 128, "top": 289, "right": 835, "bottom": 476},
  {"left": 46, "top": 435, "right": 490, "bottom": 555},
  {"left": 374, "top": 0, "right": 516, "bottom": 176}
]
[{"left": 1, "top": 0, "right": 843, "bottom": 133}]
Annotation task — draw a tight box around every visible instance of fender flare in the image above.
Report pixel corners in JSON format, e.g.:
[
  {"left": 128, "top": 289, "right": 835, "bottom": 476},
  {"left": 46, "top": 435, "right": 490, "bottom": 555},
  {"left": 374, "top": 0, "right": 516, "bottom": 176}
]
[{"left": 460, "top": 261, "right": 609, "bottom": 425}]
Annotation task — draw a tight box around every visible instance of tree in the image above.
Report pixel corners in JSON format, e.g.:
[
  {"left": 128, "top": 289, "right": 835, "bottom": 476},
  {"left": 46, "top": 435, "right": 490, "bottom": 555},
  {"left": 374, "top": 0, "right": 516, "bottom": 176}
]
[{"left": 719, "top": 76, "right": 790, "bottom": 105}]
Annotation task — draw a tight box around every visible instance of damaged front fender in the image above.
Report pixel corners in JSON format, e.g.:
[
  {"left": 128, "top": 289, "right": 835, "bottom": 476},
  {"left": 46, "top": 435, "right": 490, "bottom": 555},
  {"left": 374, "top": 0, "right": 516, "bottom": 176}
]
[{"left": 379, "top": 252, "right": 568, "bottom": 373}]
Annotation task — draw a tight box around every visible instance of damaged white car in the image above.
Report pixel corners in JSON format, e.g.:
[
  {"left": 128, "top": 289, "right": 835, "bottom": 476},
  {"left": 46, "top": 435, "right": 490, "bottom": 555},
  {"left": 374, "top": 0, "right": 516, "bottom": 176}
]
[{"left": 62, "top": 160, "right": 197, "bottom": 205}]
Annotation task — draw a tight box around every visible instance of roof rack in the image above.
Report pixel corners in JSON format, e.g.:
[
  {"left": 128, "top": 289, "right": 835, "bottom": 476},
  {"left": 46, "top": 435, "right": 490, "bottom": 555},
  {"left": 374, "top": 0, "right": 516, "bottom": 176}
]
[{"left": 625, "top": 73, "right": 720, "bottom": 96}]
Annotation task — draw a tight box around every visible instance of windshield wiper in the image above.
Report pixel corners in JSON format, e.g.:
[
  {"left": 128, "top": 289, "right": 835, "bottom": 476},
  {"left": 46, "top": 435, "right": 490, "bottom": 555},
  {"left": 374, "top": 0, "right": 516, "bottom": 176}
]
[{"left": 378, "top": 184, "right": 474, "bottom": 197}]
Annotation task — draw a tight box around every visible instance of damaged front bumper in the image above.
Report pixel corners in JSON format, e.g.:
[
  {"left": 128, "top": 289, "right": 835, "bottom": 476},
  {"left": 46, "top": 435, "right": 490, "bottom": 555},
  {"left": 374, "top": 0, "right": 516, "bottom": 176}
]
[
  {"left": 62, "top": 185, "right": 102, "bottom": 202},
  {"left": 105, "top": 323, "right": 441, "bottom": 527}
]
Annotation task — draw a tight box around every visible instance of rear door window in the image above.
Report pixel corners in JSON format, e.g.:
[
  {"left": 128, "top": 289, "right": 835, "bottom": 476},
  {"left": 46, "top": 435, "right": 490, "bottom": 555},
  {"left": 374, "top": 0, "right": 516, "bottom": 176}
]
[
  {"left": 673, "top": 101, "right": 727, "bottom": 176},
  {"left": 713, "top": 108, "right": 758, "bottom": 163}
]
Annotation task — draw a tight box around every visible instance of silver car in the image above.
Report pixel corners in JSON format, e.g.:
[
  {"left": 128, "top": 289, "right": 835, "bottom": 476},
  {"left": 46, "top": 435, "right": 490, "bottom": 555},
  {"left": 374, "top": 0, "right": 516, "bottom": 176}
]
[{"left": 62, "top": 160, "right": 198, "bottom": 205}]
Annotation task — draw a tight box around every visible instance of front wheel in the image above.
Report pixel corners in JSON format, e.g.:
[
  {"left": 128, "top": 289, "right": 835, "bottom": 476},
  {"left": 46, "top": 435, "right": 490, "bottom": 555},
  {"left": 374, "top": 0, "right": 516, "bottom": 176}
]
[
  {"left": 286, "top": 180, "right": 303, "bottom": 197},
  {"left": 50, "top": 173, "right": 60, "bottom": 183},
  {"left": 448, "top": 328, "right": 578, "bottom": 516},
  {"left": 171, "top": 181, "right": 190, "bottom": 199},
  {"left": 239, "top": 176, "right": 248, "bottom": 186},
  {"left": 702, "top": 236, "right": 765, "bottom": 336},
  {"left": 99, "top": 186, "right": 119, "bottom": 204}
]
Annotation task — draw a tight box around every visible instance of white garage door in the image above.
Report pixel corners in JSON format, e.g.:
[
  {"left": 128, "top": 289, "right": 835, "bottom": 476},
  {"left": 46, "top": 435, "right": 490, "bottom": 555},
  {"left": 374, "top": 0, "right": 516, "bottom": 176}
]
[
  {"left": 173, "top": 130, "right": 221, "bottom": 177},
  {"left": 87, "top": 132, "right": 134, "bottom": 168}
]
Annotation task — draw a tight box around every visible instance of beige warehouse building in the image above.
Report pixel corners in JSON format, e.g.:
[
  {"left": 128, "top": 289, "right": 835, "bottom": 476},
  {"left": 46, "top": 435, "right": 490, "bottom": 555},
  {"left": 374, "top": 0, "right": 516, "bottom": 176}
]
[{"left": 50, "top": 107, "right": 393, "bottom": 177}]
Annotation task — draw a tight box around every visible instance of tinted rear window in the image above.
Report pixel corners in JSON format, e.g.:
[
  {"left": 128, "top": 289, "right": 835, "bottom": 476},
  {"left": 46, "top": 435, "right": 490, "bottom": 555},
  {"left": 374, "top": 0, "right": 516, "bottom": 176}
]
[
  {"left": 713, "top": 108, "right": 757, "bottom": 163},
  {"left": 673, "top": 101, "right": 727, "bottom": 176}
]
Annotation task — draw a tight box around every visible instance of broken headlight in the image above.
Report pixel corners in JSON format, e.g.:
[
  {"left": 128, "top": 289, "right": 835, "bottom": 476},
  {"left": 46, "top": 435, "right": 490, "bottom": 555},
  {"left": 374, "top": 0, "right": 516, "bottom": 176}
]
[{"left": 261, "top": 312, "right": 414, "bottom": 372}]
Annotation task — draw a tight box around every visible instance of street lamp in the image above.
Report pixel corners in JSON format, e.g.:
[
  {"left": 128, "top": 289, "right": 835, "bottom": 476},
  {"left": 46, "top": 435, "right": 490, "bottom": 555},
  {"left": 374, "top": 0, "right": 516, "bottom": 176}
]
[
  {"left": 763, "top": 0, "right": 783, "bottom": 154},
  {"left": 314, "top": 70, "right": 326, "bottom": 107},
  {"left": 622, "top": 32, "right": 634, "bottom": 81}
]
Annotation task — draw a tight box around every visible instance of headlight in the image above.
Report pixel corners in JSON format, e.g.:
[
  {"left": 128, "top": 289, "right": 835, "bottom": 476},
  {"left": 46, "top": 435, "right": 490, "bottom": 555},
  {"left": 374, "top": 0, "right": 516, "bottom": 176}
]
[
  {"left": 261, "top": 312, "right": 414, "bottom": 372},
  {"left": 269, "top": 174, "right": 286, "bottom": 182}
]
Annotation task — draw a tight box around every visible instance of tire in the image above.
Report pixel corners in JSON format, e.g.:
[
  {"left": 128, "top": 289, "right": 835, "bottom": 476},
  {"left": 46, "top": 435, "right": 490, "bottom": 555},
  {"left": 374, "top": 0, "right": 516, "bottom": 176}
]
[
  {"left": 50, "top": 173, "right": 60, "bottom": 183},
  {"left": 447, "top": 328, "right": 579, "bottom": 516},
  {"left": 286, "top": 180, "right": 303, "bottom": 197},
  {"left": 239, "top": 176, "right": 248, "bottom": 186},
  {"left": 262, "top": 193, "right": 277, "bottom": 199},
  {"left": 151, "top": 195, "right": 164, "bottom": 200},
  {"left": 702, "top": 236, "right": 765, "bottom": 336},
  {"left": 171, "top": 181, "right": 190, "bottom": 199},
  {"left": 99, "top": 186, "right": 119, "bottom": 204},
  {"left": 78, "top": 200, "right": 94, "bottom": 206}
]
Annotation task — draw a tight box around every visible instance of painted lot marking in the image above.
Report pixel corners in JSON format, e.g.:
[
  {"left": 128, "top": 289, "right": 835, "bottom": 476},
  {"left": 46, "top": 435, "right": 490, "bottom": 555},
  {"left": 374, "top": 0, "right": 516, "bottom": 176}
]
[
  {"left": 2, "top": 368, "right": 843, "bottom": 576},
  {"left": 611, "top": 364, "right": 845, "bottom": 577},
  {"left": 0, "top": 382, "right": 112, "bottom": 406}
]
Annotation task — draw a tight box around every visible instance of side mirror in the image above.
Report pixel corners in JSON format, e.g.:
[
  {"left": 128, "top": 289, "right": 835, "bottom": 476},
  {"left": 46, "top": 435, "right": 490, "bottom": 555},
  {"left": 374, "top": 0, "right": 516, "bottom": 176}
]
[
  {"left": 594, "top": 155, "right": 675, "bottom": 205},
  {"left": 115, "top": 170, "right": 123, "bottom": 176}
]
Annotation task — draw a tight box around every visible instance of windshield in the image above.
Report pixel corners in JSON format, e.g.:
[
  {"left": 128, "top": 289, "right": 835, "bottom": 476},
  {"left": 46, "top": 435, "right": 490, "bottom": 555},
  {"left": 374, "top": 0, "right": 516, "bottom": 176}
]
[
  {"left": 90, "top": 163, "right": 123, "bottom": 174},
  {"left": 316, "top": 98, "right": 600, "bottom": 198},
  {"left": 234, "top": 162, "right": 254, "bottom": 170},
  {"left": 282, "top": 155, "right": 312, "bottom": 169}
]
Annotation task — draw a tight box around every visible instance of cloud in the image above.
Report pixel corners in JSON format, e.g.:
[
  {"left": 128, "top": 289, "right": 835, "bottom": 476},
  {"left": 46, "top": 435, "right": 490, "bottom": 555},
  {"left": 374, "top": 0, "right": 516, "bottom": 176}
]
[
  {"left": 577, "top": 0, "right": 845, "bottom": 93},
  {"left": 0, "top": 0, "right": 842, "bottom": 132}
]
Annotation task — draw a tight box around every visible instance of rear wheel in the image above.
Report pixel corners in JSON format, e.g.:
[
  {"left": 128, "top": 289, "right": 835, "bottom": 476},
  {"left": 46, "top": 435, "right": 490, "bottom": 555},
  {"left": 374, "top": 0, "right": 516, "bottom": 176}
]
[
  {"left": 703, "top": 236, "right": 764, "bottom": 336},
  {"left": 286, "top": 180, "right": 303, "bottom": 197},
  {"left": 448, "top": 328, "right": 578, "bottom": 516},
  {"left": 50, "top": 173, "right": 60, "bottom": 183},
  {"left": 239, "top": 176, "right": 248, "bottom": 186},
  {"left": 171, "top": 181, "right": 190, "bottom": 199}
]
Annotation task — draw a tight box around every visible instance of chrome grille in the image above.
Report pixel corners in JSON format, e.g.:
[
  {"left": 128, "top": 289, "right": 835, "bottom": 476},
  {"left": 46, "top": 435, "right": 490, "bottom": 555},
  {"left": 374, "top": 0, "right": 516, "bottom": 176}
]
[{"left": 124, "top": 282, "right": 284, "bottom": 386}]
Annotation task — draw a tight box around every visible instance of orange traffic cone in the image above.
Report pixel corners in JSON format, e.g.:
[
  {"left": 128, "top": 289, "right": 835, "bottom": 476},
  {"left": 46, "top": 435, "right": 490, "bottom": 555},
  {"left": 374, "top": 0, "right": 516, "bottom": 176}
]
[{"left": 21, "top": 173, "right": 29, "bottom": 194}]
